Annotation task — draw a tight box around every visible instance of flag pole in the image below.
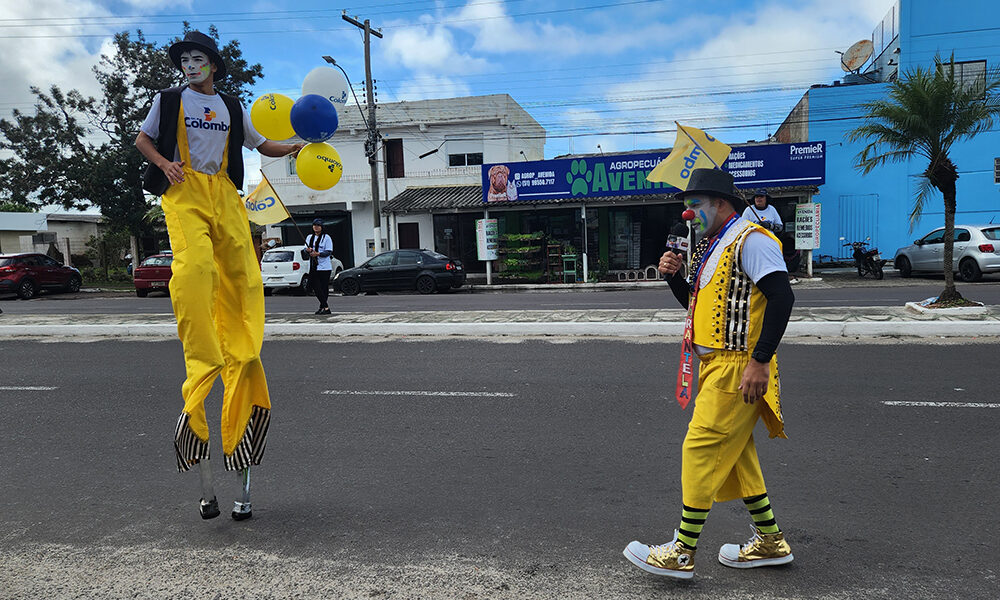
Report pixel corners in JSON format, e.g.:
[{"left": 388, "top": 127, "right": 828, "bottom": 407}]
[
  {"left": 675, "top": 121, "right": 760, "bottom": 222},
  {"left": 261, "top": 171, "right": 310, "bottom": 245}
]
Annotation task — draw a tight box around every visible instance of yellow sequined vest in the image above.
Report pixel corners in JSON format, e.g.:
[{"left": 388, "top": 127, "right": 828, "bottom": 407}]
[
  {"left": 692, "top": 220, "right": 780, "bottom": 352},
  {"left": 690, "top": 218, "right": 786, "bottom": 439}
]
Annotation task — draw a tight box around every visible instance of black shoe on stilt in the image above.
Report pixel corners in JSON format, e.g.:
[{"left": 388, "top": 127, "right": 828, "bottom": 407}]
[
  {"left": 232, "top": 500, "right": 252, "bottom": 521},
  {"left": 199, "top": 497, "right": 220, "bottom": 519}
]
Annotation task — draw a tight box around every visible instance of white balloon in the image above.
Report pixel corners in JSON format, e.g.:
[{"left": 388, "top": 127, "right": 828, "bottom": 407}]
[{"left": 302, "top": 67, "right": 350, "bottom": 115}]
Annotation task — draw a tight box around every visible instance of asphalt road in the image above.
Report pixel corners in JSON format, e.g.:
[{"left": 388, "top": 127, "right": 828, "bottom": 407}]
[
  {"left": 3, "top": 276, "right": 1000, "bottom": 315},
  {"left": 1, "top": 338, "right": 997, "bottom": 599}
]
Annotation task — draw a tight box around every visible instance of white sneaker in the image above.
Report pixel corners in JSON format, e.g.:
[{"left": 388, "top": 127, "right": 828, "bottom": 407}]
[
  {"left": 719, "top": 526, "right": 794, "bottom": 569},
  {"left": 623, "top": 531, "right": 695, "bottom": 579}
]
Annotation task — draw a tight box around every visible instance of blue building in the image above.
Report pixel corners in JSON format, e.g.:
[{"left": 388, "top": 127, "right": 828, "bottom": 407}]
[{"left": 775, "top": 0, "right": 1000, "bottom": 261}]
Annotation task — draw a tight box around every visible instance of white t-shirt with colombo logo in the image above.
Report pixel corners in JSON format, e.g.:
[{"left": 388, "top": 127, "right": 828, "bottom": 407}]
[{"left": 140, "top": 87, "right": 266, "bottom": 175}]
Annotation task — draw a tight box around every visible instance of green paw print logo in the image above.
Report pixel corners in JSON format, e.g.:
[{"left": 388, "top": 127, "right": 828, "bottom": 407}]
[{"left": 566, "top": 159, "right": 592, "bottom": 196}]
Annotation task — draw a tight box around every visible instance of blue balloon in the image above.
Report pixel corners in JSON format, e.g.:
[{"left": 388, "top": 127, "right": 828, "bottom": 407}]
[{"left": 290, "top": 94, "right": 339, "bottom": 143}]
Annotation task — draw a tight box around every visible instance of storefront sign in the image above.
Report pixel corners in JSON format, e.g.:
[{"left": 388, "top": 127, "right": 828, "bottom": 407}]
[
  {"left": 481, "top": 142, "right": 826, "bottom": 203},
  {"left": 794, "top": 202, "right": 822, "bottom": 250},
  {"left": 476, "top": 218, "right": 499, "bottom": 261}
]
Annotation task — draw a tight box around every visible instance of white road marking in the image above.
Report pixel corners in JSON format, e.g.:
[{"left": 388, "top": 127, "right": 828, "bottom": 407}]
[
  {"left": 323, "top": 390, "right": 517, "bottom": 398},
  {"left": 882, "top": 401, "right": 999, "bottom": 409},
  {"left": 0, "top": 386, "right": 58, "bottom": 391}
]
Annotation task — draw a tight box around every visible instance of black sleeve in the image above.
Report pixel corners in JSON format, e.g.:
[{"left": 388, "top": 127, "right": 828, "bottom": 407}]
[
  {"left": 751, "top": 271, "right": 795, "bottom": 362},
  {"left": 319, "top": 235, "right": 333, "bottom": 257},
  {"left": 666, "top": 271, "right": 691, "bottom": 309}
]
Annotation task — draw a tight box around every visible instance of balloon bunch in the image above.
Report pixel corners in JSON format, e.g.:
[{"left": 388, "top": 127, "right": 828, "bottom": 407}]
[{"left": 250, "top": 67, "right": 351, "bottom": 191}]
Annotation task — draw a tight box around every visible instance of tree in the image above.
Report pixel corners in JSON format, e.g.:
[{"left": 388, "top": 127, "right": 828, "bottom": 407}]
[
  {"left": 0, "top": 24, "right": 262, "bottom": 262},
  {"left": 848, "top": 55, "right": 1000, "bottom": 302}
]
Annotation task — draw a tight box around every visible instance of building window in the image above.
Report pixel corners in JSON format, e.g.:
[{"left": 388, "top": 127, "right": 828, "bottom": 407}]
[
  {"left": 384, "top": 138, "right": 404, "bottom": 178},
  {"left": 287, "top": 155, "right": 296, "bottom": 175},
  {"left": 994, "top": 157, "right": 1000, "bottom": 184},
  {"left": 445, "top": 133, "right": 483, "bottom": 168},
  {"left": 950, "top": 60, "right": 987, "bottom": 97},
  {"left": 448, "top": 152, "right": 484, "bottom": 167}
]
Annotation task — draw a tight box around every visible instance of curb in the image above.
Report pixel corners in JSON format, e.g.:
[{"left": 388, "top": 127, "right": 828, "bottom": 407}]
[{"left": 4, "top": 320, "right": 1000, "bottom": 338}]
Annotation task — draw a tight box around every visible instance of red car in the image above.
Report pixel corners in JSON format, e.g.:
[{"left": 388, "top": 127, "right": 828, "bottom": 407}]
[
  {"left": 134, "top": 253, "right": 173, "bottom": 297},
  {"left": 0, "top": 253, "right": 83, "bottom": 299}
]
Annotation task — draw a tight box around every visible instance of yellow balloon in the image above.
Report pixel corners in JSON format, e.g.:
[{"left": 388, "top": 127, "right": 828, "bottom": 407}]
[
  {"left": 296, "top": 143, "right": 343, "bottom": 191},
  {"left": 250, "top": 93, "right": 295, "bottom": 140}
]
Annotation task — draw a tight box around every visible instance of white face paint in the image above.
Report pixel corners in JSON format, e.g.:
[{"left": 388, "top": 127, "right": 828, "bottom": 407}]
[
  {"left": 180, "top": 49, "right": 213, "bottom": 84},
  {"left": 684, "top": 195, "right": 721, "bottom": 242}
]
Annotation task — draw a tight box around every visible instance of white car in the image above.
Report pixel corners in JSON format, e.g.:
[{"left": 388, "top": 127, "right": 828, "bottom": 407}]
[{"left": 261, "top": 245, "right": 343, "bottom": 296}]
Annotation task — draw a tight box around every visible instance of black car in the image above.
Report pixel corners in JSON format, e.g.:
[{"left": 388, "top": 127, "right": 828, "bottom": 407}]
[{"left": 333, "top": 249, "right": 465, "bottom": 296}]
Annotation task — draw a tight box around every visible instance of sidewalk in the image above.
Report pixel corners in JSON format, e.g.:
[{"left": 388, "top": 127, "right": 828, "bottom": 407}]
[{"left": 4, "top": 304, "right": 1000, "bottom": 338}]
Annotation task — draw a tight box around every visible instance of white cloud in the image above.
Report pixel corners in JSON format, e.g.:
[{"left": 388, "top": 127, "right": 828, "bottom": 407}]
[
  {"left": 0, "top": 1, "right": 115, "bottom": 121},
  {"left": 599, "top": 0, "right": 892, "bottom": 144},
  {"left": 383, "top": 22, "right": 489, "bottom": 75},
  {"left": 392, "top": 76, "right": 473, "bottom": 102}
]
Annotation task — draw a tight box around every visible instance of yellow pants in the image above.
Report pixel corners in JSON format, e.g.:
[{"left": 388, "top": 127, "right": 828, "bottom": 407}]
[
  {"left": 163, "top": 167, "right": 271, "bottom": 472},
  {"left": 681, "top": 350, "right": 777, "bottom": 508}
]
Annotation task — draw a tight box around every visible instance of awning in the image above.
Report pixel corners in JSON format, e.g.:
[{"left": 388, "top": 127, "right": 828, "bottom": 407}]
[{"left": 272, "top": 216, "right": 347, "bottom": 228}]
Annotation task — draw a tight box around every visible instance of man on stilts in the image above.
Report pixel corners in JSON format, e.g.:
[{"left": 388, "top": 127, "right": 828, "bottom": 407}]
[
  {"left": 136, "top": 31, "right": 301, "bottom": 520},
  {"left": 624, "top": 168, "right": 796, "bottom": 578}
]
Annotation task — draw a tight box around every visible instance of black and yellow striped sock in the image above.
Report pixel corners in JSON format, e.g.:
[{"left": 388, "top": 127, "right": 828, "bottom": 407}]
[
  {"left": 744, "top": 493, "right": 780, "bottom": 534},
  {"left": 677, "top": 505, "right": 710, "bottom": 549}
]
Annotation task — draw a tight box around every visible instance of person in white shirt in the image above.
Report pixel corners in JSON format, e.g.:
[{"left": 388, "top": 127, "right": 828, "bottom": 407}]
[
  {"left": 742, "top": 190, "right": 783, "bottom": 234},
  {"left": 135, "top": 30, "right": 302, "bottom": 523},
  {"left": 305, "top": 219, "right": 335, "bottom": 315}
]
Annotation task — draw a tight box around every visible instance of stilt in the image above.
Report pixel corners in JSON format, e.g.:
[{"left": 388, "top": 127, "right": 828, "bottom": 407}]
[
  {"left": 232, "top": 466, "right": 252, "bottom": 520},
  {"left": 198, "top": 459, "right": 220, "bottom": 519}
]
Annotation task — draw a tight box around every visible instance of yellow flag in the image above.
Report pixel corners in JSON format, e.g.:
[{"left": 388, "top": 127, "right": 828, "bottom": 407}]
[
  {"left": 243, "top": 175, "right": 291, "bottom": 225},
  {"left": 647, "top": 123, "right": 732, "bottom": 190}
]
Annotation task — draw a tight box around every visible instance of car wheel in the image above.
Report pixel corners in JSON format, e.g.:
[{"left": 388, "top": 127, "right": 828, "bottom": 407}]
[
  {"left": 340, "top": 277, "right": 360, "bottom": 296},
  {"left": 895, "top": 256, "right": 912, "bottom": 278},
  {"left": 65, "top": 275, "right": 81, "bottom": 293},
  {"left": 263, "top": 287, "right": 273, "bottom": 296},
  {"left": 959, "top": 258, "right": 982, "bottom": 282},
  {"left": 298, "top": 274, "right": 311, "bottom": 296},
  {"left": 17, "top": 278, "right": 36, "bottom": 300},
  {"left": 416, "top": 275, "right": 436, "bottom": 295},
  {"left": 136, "top": 288, "right": 148, "bottom": 298}
]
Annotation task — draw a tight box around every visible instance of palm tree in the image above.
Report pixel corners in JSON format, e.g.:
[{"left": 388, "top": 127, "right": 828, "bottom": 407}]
[{"left": 848, "top": 55, "right": 1000, "bottom": 302}]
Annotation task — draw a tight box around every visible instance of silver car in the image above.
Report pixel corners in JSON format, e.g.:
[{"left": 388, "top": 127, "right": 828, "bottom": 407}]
[{"left": 893, "top": 224, "right": 1000, "bottom": 281}]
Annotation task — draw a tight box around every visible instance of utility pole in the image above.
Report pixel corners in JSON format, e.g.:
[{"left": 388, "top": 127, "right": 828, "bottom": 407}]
[{"left": 342, "top": 13, "right": 383, "bottom": 256}]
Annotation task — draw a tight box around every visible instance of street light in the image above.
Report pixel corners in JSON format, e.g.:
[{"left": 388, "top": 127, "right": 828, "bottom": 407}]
[{"left": 419, "top": 141, "right": 445, "bottom": 159}]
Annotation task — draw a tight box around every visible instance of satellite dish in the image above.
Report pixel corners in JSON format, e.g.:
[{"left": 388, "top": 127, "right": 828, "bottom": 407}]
[{"left": 840, "top": 39, "right": 874, "bottom": 72}]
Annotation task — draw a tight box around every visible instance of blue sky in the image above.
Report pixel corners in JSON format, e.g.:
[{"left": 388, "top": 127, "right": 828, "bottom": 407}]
[{"left": 1, "top": 0, "right": 892, "bottom": 159}]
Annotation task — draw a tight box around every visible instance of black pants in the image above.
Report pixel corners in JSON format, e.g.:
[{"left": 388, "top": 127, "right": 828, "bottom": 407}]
[{"left": 311, "top": 269, "right": 331, "bottom": 308}]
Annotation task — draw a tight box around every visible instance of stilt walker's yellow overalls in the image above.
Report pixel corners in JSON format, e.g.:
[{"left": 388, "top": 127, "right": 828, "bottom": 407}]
[{"left": 163, "top": 101, "right": 271, "bottom": 473}]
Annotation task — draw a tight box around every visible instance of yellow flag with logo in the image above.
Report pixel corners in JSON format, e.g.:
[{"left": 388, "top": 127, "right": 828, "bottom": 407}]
[
  {"left": 243, "top": 174, "right": 291, "bottom": 225},
  {"left": 647, "top": 123, "right": 732, "bottom": 190}
]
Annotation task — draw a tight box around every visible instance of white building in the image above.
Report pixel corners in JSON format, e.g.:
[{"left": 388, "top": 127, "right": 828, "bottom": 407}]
[{"left": 260, "top": 93, "right": 545, "bottom": 267}]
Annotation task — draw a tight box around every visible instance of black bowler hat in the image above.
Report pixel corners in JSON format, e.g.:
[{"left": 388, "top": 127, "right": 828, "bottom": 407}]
[
  {"left": 169, "top": 31, "right": 227, "bottom": 80},
  {"left": 674, "top": 168, "right": 742, "bottom": 204}
]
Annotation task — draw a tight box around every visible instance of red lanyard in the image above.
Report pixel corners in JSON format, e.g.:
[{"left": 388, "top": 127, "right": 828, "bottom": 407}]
[{"left": 675, "top": 214, "right": 738, "bottom": 408}]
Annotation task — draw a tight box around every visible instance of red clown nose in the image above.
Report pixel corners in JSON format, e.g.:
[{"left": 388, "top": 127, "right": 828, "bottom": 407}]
[{"left": 681, "top": 209, "right": 696, "bottom": 221}]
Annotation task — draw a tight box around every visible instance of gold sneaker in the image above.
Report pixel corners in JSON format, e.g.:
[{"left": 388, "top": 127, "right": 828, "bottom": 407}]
[
  {"left": 623, "top": 531, "right": 696, "bottom": 579},
  {"left": 718, "top": 527, "right": 794, "bottom": 568}
]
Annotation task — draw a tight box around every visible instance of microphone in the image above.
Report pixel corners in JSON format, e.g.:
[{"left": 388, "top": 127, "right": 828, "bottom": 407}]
[{"left": 665, "top": 222, "right": 690, "bottom": 255}]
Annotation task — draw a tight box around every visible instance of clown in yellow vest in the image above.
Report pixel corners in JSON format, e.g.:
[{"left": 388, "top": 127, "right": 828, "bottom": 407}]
[
  {"left": 625, "top": 169, "right": 797, "bottom": 579},
  {"left": 136, "top": 31, "right": 301, "bottom": 522}
]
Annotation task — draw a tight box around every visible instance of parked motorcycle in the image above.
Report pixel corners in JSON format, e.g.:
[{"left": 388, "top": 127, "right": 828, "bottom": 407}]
[{"left": 842, "top": 238, "right": 886, "bottom": 280}]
